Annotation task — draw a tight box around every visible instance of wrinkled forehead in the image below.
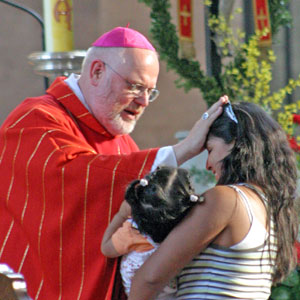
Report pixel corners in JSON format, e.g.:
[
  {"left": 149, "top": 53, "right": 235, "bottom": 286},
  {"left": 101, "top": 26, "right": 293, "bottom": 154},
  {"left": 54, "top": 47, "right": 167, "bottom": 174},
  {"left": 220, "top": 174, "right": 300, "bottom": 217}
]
[
  {"left": 117, "top": 48, "right": 160, "bottom": 83},
  {"left": 115, "top": 48, "right": 159, "bottom": 70}
]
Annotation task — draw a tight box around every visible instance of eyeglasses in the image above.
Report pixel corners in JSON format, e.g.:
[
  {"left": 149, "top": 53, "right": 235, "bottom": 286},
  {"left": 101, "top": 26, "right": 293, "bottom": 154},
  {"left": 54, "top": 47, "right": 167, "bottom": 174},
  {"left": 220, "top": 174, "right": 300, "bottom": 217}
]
[{"left": 103, "top": 62, "right": 160, "bottom": 102}]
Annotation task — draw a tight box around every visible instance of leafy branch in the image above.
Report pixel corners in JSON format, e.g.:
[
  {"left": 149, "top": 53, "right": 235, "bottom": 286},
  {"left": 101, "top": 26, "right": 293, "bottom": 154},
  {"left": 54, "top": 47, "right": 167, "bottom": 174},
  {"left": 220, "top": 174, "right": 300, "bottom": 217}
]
[{"left": 138, "top": 0, "right": 292, "bottom": 107}]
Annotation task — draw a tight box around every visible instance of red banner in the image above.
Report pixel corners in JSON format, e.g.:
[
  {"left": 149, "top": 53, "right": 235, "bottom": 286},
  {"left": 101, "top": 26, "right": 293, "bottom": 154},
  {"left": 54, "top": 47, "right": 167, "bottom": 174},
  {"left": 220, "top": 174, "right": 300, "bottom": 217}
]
[
  {"left": 252, "top": 0, "right": 272, "bottom": 46},
  {"left": 178, "top": 0, "right": 193, "bottom": 41}
]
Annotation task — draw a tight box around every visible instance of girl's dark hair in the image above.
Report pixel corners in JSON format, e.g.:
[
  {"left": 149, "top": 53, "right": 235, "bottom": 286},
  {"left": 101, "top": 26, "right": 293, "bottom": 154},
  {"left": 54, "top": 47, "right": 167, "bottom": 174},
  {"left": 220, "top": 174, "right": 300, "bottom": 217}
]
[
  {"left": 125, "top": 166, "right": 198, "bottom": 243},
  {"left": 209, "top": 101, "right": 298, "bottom": 283}
]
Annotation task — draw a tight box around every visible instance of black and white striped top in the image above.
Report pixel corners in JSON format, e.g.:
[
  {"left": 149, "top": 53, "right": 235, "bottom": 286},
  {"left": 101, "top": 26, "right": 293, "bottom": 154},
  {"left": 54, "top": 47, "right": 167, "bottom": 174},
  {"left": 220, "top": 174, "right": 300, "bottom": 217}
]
[{"left": 176, "top": 184, "right": 277, "bottom": 300}]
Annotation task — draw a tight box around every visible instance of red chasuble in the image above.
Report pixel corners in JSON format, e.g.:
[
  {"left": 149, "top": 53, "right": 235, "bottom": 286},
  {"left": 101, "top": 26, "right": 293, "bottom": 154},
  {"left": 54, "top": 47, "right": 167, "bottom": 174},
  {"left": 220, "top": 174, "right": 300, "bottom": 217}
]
[{"left": 0, "top": 77, "right": 158, "bottom": 300}]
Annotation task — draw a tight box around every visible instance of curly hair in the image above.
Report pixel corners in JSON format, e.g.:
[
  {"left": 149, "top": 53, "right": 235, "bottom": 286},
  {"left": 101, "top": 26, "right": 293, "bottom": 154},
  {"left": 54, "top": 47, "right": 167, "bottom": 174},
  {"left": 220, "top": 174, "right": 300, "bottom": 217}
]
[
  {"left": 208, "top": 101, "right": 299, "bottom": 283},
  {"left": 125, "top": 166, "right": 198, "bottom": 243}
]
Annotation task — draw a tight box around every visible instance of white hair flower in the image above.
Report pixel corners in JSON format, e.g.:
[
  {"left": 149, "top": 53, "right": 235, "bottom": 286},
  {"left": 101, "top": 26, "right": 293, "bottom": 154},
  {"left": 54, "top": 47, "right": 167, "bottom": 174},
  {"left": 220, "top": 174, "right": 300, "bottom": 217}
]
[
  {"left": 139, "top": 179, "right": 148, "bottom": 187},
  {"left": 190, "top": 195, "right": 198, "bottom": 202}
]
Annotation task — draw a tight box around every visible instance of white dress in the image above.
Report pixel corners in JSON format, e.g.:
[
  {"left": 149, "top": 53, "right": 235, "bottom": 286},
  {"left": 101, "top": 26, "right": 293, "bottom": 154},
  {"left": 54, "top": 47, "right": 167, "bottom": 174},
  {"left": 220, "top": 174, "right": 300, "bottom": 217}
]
[{"left": 118, "top": 219, "right": 177, "bottom": 300}]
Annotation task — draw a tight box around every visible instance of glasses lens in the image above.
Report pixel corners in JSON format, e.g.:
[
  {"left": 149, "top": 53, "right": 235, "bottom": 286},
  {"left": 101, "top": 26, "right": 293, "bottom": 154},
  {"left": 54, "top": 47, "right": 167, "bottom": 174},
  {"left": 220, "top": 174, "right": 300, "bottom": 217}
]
[
  {"left": 149, "top": 89, "right": 159, "bottom": 102},
  {"left": 130, "top": 84, "right": 142, "bottom": 94},
  {"left": 128, "top": 84, "right": 159, "bottom": 102}
]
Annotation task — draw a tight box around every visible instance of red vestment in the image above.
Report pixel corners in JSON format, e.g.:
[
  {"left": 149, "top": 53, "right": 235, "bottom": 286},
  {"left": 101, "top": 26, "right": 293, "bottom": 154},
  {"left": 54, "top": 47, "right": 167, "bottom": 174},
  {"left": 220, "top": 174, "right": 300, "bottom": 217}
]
[{"left": 0, "top": 77, "right": 158, "bottom": 300}]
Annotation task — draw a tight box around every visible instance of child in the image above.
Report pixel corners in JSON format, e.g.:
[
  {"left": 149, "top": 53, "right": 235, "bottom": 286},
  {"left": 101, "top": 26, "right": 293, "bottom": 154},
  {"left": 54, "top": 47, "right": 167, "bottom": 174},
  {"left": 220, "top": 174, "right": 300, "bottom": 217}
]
[{"left": 101, "top": 166, "right": 203, "bottom": 299}]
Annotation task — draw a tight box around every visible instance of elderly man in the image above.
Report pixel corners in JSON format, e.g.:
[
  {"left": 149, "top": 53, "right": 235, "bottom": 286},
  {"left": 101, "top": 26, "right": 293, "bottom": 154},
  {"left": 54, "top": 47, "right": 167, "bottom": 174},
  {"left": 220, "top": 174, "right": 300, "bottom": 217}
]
[{"left": 0, "top": 26, "right": 226, "bottom": 300}]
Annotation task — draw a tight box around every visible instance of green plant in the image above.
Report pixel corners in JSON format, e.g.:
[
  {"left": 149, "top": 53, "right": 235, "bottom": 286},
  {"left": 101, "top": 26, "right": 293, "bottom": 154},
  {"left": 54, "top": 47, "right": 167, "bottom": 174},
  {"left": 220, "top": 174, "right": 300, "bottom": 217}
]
[
  {"left": 270, "top": 267, "right": 300, "bottom": 300},
  {"left": 269, "top": 0, "right": 292, "bottom": 36},
  {"left": 138, "top": 0, "right": 222, "bottom": 106},
  {"left": 189, "top": 166, "right": 216, "bottom": 187},
  {"left": 138, "top": 0, "right": 294, "bottom": 104}
]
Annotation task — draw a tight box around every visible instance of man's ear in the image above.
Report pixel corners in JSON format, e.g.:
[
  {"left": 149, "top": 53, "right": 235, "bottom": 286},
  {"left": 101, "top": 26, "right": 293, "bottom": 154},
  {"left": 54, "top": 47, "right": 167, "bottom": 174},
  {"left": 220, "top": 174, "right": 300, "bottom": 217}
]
[{"left": 90, "top": 60, "right": 105, "bottom": 86}]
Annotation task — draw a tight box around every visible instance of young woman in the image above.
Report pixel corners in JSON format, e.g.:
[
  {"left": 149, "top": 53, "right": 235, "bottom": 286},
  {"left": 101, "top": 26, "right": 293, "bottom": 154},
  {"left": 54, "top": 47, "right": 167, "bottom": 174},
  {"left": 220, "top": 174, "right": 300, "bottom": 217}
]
[
  {"left": 101, "top": 166, "right": 202, "bottom": 299},
  {"left": 128, "top": 102, "right": 299, "bottom": 300}
]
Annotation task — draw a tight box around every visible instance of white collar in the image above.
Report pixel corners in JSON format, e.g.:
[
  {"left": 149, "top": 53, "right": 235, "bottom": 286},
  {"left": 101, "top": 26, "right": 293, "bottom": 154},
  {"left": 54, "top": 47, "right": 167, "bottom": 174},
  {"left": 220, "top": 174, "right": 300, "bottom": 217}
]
[{"left": 64, "top": 73, "right": 91, "bottom": 112}]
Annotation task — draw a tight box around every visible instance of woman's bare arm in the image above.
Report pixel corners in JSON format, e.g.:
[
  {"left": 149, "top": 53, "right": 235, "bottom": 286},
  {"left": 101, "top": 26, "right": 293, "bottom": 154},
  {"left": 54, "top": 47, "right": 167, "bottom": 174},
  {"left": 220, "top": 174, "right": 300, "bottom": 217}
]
[{"left": 128, "top": 185, "right": 237, "bottom": 300}]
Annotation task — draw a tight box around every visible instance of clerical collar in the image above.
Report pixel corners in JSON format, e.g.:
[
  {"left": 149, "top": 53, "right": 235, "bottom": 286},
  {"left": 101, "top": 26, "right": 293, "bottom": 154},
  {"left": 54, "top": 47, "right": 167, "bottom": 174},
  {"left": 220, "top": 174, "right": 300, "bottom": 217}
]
[{"left": 64, "top": 73, "right": 91, "bottom": 113}]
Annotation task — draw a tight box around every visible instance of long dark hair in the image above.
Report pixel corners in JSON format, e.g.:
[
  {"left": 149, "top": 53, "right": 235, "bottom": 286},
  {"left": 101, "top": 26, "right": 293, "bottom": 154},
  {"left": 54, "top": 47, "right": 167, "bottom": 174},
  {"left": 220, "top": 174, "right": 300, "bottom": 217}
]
[
  {"left": 208, "top": 101, "right": 298, "bottom": 283},
  {"left": 125, "top": 166, "right": 198, "bottom": 243}
]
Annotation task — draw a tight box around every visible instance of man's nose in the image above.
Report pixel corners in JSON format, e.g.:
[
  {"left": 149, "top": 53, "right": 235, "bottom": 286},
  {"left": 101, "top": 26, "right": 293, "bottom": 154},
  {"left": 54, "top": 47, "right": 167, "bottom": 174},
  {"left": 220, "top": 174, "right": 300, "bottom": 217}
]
[{"left": 134, "top": 91, "right": 150, "bottom": 107}]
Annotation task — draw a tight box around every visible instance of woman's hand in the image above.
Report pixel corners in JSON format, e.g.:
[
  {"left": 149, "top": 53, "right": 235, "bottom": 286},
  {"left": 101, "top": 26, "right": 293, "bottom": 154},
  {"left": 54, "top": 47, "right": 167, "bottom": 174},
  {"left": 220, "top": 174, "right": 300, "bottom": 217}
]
[{"left": 173, "top": 95, "right": 228, "bottom": 165}]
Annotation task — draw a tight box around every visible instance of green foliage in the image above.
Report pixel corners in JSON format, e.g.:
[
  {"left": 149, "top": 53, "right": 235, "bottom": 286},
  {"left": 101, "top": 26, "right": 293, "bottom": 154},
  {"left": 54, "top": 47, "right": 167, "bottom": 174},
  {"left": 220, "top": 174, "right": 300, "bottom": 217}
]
[
  {"left": 207, "top": 12, "right": 300, "bottom": 136},
  {"left": 138, "top": 0, "right": 293, "bottom": 107},
  {"left": 138, "top": 0, "right": 222, "bottom": 106},
  {"left": 139, "top": 0, "right": 300, "bottom": 154},
  {"left": 189, "top": 166, "right": 216, "bottom": 187},
  {"left": 270, "top": 267, "right": 300, "bottom": 300},
  {"left": 269, "top": 0, "right": 292, "bottom": 36}
]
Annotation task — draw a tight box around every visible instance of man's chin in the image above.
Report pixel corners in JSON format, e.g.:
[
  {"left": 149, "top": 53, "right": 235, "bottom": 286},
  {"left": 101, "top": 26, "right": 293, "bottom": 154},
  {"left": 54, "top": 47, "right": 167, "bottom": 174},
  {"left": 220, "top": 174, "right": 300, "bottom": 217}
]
[{"left": 107, "top": 120, "right": 136, "bottom": 136}]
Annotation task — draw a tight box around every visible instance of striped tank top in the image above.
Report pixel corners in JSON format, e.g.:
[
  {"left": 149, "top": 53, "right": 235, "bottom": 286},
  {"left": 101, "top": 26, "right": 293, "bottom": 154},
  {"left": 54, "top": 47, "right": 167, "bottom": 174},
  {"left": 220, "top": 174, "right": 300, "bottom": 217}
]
[{"left": 176, "top": 184, "right": 277, "bottom": 300}]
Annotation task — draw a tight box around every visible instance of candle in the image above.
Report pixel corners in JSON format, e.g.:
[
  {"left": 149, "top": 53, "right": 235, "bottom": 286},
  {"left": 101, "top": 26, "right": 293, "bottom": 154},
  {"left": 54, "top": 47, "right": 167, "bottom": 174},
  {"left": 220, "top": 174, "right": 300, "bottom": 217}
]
[{"left": 43, "top": 0, "right": 74, "bottom": 52}]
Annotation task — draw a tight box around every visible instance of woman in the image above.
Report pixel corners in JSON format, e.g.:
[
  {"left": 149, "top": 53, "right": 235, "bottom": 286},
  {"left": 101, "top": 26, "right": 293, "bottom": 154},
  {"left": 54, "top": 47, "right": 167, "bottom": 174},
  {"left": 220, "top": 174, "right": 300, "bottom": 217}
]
[{"left": 128, "top": 102, "right": 299, "bottom": 300}]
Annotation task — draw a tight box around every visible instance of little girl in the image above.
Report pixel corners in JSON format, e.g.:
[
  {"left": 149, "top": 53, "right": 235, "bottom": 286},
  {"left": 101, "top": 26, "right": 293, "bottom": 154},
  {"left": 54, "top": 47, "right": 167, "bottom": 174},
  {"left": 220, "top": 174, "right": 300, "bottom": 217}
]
[{"left": 101, "top": 166, "right": 203, "bottom": 299}]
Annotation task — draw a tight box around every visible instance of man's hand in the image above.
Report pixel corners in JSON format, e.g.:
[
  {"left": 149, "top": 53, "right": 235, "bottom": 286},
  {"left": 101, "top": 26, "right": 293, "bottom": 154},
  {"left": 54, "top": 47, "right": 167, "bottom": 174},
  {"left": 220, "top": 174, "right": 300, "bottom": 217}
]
[{"left": 173, "top": 95, "right": 229, "bottom": 166}]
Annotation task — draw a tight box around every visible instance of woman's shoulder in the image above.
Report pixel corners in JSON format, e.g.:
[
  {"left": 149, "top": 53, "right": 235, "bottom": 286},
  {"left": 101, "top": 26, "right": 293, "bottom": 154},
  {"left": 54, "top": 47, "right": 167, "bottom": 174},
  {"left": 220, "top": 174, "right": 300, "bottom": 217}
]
[
  {"left": 204, "top": 184, "right": 237, "bottom": 198},
  {"left": 202, "top": 185, "right": 238, "bottom": 209}
]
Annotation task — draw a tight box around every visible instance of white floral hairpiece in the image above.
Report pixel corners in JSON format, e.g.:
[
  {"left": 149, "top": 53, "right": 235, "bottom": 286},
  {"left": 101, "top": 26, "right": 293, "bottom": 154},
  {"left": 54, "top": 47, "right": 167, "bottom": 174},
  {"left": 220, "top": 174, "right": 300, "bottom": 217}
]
[
  {"left": 190, "top": 195, "right": 198, "bottom": 202},
  {"left": 139, "top": 179, "right": 148, "bottom": 187}
]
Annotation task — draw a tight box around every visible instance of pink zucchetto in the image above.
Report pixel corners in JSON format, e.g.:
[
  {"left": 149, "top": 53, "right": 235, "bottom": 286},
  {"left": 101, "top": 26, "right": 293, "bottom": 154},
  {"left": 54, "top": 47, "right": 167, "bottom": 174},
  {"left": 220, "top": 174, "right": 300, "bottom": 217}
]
[{"left": 91, "top": 26, "right": 156, "bottom": 51}]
